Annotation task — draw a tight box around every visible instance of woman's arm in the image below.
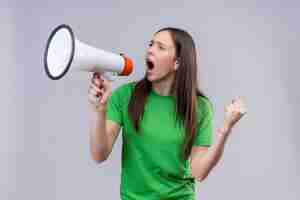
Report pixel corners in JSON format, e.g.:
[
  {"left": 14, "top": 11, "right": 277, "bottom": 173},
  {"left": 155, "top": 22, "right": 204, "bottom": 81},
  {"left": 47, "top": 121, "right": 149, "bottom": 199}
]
[
  {"left": 190, "top": 124, "right": 231, "bottom": 182},
  {"left": 88, "top": 73, "right": 121, "bottom": 163},
  {"left": 90, "top": 110, "right": 120, "bottom": 163},
  {"left": 190, "top": 97, "right": 247, "bottom": 182}
]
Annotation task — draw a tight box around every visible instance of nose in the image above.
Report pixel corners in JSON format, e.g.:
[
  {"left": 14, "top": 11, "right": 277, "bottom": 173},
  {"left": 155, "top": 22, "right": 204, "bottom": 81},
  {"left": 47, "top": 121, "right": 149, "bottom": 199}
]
[{"left": 147, "top": 45, "right": 155, "bottom": 56}]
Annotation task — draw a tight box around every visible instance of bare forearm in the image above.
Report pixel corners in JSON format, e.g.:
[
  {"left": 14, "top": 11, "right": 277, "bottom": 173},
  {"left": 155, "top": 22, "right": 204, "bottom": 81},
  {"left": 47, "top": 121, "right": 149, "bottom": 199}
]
[
  {"left": 191, "top": 125, "right": 232, "bottom": 181},
  {"left": 90, "top": 109, "right": 109, "bottom": 162},
  {"left": 191, "top": 96, "right": 247, "bottom": 182}
]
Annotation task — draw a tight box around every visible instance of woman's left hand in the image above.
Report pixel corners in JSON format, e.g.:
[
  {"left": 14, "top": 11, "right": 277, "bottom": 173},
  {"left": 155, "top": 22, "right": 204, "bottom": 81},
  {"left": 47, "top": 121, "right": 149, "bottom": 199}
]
[{"left": 219, "top": 97, "right": 247, "bottom": 135}]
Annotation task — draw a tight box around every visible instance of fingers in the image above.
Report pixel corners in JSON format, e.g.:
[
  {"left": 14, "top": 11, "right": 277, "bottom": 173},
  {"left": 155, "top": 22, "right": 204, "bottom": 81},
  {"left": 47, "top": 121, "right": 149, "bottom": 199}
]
[
  {"left": 89, "top": 73, "right": 102, "bottom": 105},
  {"left": 92, "top": 72, "right": 111, "bottom": 90},
  {"left": 228, "top": 96, "right": 247, "bottom": 115},
  {"left": 92, "top": 72, "right": 103, "bottom": 88},
  {"left": 235, "top": 97, "right": 247, "bottom": 114},
  {"left": 89, "top": 72, "right": 112, "bottom": 107},
  {"left": 88, "top": 92, "right": 99, "bottom": 105},
  {"left": 90, "top": 82, "right": 100, "bottom": 93},
  {"left": 223, "top": 96, "right": 247, "bottom": 129},
  {"left": 99, "top": 89, "right": 112, "bottom": 104}
]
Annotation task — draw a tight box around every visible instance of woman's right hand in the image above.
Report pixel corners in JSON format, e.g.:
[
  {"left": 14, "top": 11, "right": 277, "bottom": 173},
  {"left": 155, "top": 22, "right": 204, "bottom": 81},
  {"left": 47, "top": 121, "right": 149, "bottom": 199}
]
[{"left": 88, "top": 72, "right": 112, "bottom": 112}]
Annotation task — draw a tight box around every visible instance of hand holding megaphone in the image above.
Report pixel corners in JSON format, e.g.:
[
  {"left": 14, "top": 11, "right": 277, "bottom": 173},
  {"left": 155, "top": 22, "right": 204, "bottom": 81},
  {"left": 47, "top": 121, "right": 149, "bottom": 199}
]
[
  {"left": 88, "top": 72, "right": 112, "bottom": 112},
  {"left": 44, "top": 24, "right": 133, "bottom": 80}
]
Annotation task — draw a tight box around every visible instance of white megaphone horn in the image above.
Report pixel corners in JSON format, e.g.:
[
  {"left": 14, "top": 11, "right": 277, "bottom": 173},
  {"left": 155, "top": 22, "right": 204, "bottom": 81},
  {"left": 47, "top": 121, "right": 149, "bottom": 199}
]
[{"left": 43, "top": 24, "right": 133, "bottom": 80}]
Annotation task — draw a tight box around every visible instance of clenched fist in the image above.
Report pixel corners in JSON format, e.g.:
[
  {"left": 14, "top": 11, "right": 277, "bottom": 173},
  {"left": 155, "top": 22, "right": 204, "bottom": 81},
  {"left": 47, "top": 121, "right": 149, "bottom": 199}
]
[
  {"left": 218, "top": 97, "right": 247, "bottom": 135},
  {"left": 88, "top": 72, "right": 112, "bottom": 112}
]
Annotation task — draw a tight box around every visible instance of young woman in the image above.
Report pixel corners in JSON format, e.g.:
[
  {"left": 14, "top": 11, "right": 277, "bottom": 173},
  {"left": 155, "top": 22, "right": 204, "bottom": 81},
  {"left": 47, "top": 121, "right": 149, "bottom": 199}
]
[{"left": 88, "top": 27, "right": 247, "bottom": 200}]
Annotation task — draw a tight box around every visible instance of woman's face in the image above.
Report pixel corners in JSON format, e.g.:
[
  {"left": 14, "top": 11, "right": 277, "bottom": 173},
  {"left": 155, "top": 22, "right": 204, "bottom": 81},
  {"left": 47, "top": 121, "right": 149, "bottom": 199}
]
[{"left": 145, "top": 30, "right": 178, "bottom": 83}]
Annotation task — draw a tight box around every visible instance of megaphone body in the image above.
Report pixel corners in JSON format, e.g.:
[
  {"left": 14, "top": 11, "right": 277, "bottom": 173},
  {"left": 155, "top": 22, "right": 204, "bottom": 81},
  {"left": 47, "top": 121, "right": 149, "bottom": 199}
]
[{"left": 44, "top": 24, "right": 133, "bottom": 80}]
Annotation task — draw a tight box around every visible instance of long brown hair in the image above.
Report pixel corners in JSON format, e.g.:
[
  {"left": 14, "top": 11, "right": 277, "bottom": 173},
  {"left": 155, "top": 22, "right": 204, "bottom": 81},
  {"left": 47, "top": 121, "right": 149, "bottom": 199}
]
[{"left": 128, "top": 27, "right": 208, "bottom": 160}]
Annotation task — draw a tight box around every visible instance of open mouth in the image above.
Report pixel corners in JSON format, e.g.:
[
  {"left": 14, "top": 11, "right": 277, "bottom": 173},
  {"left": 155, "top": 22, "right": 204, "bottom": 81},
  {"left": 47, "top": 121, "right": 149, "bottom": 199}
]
[{"left": 146, "top": 60, "right": 155, "bottom": 70}]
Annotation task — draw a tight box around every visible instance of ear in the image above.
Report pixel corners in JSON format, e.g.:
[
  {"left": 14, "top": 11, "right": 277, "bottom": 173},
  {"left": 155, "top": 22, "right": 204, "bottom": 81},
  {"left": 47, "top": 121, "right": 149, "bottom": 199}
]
[{"left": 174, "top": 59, "right": 180, "bottom": 70}]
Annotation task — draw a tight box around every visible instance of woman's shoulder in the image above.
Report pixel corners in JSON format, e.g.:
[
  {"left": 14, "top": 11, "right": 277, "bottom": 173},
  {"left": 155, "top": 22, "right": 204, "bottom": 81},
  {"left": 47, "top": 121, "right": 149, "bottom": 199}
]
[
  {"left": 111, "top": 81, "right": 137, "bottom": 99},
  {"left": 114, "top": 81, "right": 136, "bottom": 92},
  {"left": 197, "top": 95, "right": 214, "bottom": 116},
  {"left": 197, "top": 95, "right": 212, "bottom": 106}
]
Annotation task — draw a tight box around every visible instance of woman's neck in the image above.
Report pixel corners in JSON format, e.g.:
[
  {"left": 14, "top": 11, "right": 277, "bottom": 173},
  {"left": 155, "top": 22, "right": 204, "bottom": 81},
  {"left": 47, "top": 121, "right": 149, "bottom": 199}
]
[{"left": 152, "top": 77, "right": 174, "bottom": 96}]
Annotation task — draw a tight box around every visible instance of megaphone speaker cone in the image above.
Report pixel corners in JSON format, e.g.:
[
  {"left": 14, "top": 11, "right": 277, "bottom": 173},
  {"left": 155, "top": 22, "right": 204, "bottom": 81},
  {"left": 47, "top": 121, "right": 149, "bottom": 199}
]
[{"left": 44, "top": 24, "right": 75, "bottom": 80}]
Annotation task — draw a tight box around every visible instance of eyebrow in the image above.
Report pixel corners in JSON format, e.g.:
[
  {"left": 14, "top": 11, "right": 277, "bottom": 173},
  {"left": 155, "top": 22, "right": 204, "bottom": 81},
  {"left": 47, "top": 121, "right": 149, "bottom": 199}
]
[{"left": 149, "top": 39, "right": 168, "bottom": 47}]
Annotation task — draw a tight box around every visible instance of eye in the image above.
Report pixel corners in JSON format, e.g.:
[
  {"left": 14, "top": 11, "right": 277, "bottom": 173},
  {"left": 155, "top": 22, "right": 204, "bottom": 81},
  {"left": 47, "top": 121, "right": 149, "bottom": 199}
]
[
  {"left": 159, "top": 45, "right": 166, "bottom": 50},
  {"left": 148, "top": 42, "right": 153, "bottom": 47}
]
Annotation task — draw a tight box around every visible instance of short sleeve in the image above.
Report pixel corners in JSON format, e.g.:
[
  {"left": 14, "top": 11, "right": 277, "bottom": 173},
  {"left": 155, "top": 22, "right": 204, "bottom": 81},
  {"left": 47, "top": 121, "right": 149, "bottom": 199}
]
[
  {"left": 106, "top": 86, "right": 124, "bottom": 126},
  {"left": 106, "top": 82, "right": 135, "bottom": 126},
  {"left": 193, "top": 97, "right": 214, "bottom": 146}
]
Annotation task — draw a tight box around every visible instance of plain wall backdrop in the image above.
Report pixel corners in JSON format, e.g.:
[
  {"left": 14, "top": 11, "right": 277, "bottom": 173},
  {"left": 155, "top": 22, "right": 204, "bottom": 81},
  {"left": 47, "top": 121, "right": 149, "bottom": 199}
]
[{"left": 2, "top": 0, "right": 299, "bottom": 199}]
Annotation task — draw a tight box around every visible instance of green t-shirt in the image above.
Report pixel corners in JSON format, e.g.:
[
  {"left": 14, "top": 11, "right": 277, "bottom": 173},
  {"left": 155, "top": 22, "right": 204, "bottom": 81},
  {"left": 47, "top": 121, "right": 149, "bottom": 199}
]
[{"left": 106, "top": 82, "right": 213, "bottom": 200}]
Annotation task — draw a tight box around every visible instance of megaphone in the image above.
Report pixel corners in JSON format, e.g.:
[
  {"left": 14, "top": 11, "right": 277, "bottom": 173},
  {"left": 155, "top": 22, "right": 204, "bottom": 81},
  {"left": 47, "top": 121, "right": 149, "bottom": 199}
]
[{"left": 43, "top": 24, "right": 133, "bottom": 80}]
